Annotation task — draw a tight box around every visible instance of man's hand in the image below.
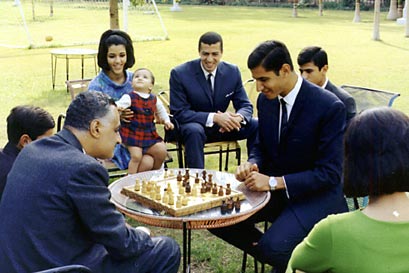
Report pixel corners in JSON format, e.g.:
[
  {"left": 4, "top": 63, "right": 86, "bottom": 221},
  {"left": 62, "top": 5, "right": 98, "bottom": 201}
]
[
  {"left": 235, "top": 162, "right": 259, "bottom": 181},
  {"left": 243, "top": 172, "right": 270, "bottom": 192},
  {"left": 118, "top": 108, "right": 133, "bottom": 123},
  {"left": 214, "top": 111, "right": 243, "bottom": 133}
]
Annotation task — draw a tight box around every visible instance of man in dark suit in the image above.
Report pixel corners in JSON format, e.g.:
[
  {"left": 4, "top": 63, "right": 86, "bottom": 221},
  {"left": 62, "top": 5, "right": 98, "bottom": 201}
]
[
  {"left": 169, "top": 31, "right": 258, "bottom": 168},
  {"left": 209, "top": 40, "right": 348, "bottom": 273},
  {"left": 0, "top": 105, "right": 55, "bottom": 201},
  {"left": 297, "top": 46, "right": 357, "bottom": 124},
  {"left": 0, "top": 92, "right": 180, "bottom": 273}
]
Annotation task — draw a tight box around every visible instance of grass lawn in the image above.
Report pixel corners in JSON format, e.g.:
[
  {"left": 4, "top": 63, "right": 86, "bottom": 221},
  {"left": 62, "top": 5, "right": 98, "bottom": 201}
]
[{"left": 1, "top": 4, "right": 409, "bottom": 272}]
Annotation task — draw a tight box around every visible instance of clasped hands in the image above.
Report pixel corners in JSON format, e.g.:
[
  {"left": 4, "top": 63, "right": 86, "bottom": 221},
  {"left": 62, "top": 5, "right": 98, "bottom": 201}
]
[
  {"left": 235, "top": 162, "right": 271, "bottom": 192},
  {"left": 214, "top": 111, "right": 243, "bottom": 133}
]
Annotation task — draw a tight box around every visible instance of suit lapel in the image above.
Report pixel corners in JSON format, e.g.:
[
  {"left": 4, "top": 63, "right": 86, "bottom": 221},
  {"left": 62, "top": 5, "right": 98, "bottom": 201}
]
[{"left": 194, "top": 61, "right": 214, "bottom": 107}]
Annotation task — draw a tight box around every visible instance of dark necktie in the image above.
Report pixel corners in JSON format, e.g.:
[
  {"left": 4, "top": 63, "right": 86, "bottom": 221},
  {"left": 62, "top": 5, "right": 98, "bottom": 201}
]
[
  {"left": 207, "top": 73, "right": 213, "bottom": 92},
  {"left": 280, "top": 98, "right": 288, "bottom": 140}
]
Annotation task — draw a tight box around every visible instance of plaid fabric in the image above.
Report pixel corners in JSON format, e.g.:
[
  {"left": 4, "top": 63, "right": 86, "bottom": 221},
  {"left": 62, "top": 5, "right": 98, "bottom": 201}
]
[{"left": 120, "top": 92, "right": 162, "bottom": 148}]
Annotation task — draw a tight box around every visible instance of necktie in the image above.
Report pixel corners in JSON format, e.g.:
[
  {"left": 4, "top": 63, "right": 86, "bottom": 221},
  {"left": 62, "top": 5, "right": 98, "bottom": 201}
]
[
  {"left": 207, "top": 73, "right": 213, "bottom": 92},
  {"left": 280, "top": 98, "right": 288, "bottom": 140}
]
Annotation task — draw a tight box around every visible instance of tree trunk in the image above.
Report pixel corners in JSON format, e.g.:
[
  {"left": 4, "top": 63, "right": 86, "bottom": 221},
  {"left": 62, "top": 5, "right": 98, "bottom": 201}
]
[
  {"left": 110, "top": 0, "right": 119, "bottom": 29},
  {"left": 387, "top": 0, "right": 398, "bottom": 20},
  {"left": 318, "top": 0, "right": 323, "bottom": 16},
  {"left": 373, "top": 0, "right": 381, "bottom": 40},
  {"left": 353, "top": 0, "right": 361, "bottom": 22},
  {"left": 292, "top": 0, "right": 298, "bottom": 17},
  {"left": 405, "top": 0, "right": 409, "bottom": 37}
]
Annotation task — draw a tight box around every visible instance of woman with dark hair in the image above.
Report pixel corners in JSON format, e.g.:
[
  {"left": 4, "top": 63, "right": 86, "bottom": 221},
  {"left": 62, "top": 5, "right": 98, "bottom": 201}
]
[
  {"left": 288, "top": 107, "right": 409, "bottom": 273},
  {"left": 88, "top": 29, "right": 137, "bottom": 169},
  {"left": 88, "top": 29, "right": 135, "bottom": 100}
]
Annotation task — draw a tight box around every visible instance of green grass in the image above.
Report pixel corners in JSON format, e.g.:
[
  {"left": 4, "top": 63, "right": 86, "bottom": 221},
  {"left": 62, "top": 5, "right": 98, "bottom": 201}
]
[{"left": 1, "top": 5, "right": 409, "bottom": 272}]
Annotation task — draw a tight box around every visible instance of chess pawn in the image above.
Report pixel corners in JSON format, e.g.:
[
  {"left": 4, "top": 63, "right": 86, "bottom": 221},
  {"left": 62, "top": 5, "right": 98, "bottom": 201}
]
[
  {"left": 182, "top": 177, "right": 188, "bottom": 187},
  {"left": 176, "top": 196, "right": 182, "bottom": 208},
  {"left": 141, "top": 180, "right": 148, "bottom": 194},
  {"left": 206, "top": 182, "right": 212, "bottom": 193},
  {"left": 167, "top": 183, "right": 172, "bottom": 194},
  {"left": 212, "top": 184, "right": 218, "bottom": 195},
  {"left": 208, "top": 173, "right": 213, "bottom": 183},
  {"left": 146, "top": 181, "right": 153, "bottom": 192},
  {"left": 177, "top": 170, "right": 183, "bottom": 182},
  {"left": 200, "top": 186, "right": 206, "bottom": 194},
  {"left": 234, "top": 197, "right": 241, "bottom": 212},
  {"left": 227, "top": 197, "right": 234, "bottom": 211},
  {"left": 134, "top": 179, "right": 141, "bottom": 191},
  {"left": 225, "top": 183, "right": 231, "bottom": 195},
  {"left": 155, "top": 192, "right": 162, "bottom": 201},
  {"left": 195, "top": 172, "right": 200, "bottom": 184},
  {"left": 192, "top": 185, "right": 198, "bottom": 197},
  {"left": 182, "top": 196, "right": 189, "bottom": 206},
  {"left": 185, "top": 182, "right": 191, "bottom": 194},
  {"left": 179, "top": 185, "right": 185, "bottom": 195},
  {"left": 218, "top": 185, "right": 224, "bottom": 196},
  {"left": 162, "top": 194, "right": 169, "bottom": 204},
  {"left": 168, "top": 195, "right": 175, "bottom": 206},
  {"left": 184, "top": 169, "right": 190, "bottom": 179},
  {"left": 202, "top": 170, "right": 207, "bottom": 180},
  {"left": 220, "top": 200, "right": 228, "bottom": 215}
]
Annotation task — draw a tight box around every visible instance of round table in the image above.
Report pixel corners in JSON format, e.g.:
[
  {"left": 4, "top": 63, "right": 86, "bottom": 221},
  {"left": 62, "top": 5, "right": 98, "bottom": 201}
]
[
  {"left": 50, "top": 48, "right": 98, "bottom": 90},
  {"left": 109, "top": 168, "right": 270, "bottom": 273}
]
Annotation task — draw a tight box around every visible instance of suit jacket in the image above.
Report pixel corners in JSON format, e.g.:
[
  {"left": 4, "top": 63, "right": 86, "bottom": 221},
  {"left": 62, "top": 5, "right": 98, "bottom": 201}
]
[
  {"left": 250, "top": 79, "right": 348, "bottom": 230},
  {"left": 169, "top": 59, "right": 253, "bottom": 126},
  {"left": 325, "top": 80, "right": 356, "bottom": 124},
  {"left": 0, "top": 129, "right": 153, "bottom": 273}
]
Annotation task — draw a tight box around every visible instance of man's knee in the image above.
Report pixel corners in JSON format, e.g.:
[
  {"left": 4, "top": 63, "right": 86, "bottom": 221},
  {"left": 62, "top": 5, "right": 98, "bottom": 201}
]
[{"left": 180, "top": 123, "right": 206, "bottom": 143}]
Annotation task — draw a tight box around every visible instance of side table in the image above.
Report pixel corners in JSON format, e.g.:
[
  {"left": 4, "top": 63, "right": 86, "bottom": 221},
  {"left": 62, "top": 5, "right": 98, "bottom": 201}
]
[
  {"left": 109, "top": 168, "right": 270, "bottom": 273},
  {"left": 50, "top": 48, "right": 98, "bottom": 90}
]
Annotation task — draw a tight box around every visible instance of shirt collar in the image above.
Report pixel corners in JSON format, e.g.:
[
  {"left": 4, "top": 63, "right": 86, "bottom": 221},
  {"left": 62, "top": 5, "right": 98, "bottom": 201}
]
[
  {"left": 279, "top": 74, "right": 303, "bottom": 107},
  {"left": 321, "top": 77, "right": 329, "bottom": 89},
  {"left": 200, "top": 62, "right": 217, "bottom": 78}
]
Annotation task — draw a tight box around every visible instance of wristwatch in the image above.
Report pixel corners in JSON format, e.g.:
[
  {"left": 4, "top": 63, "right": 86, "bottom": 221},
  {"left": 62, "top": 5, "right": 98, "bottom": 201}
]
[{"left": 268, "top": 177, "right": 277, "bottom": 191}]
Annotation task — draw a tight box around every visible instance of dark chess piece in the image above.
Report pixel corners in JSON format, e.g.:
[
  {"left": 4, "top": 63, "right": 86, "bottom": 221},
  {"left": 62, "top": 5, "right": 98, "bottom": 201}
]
[
  {"left": 177, "top": 170, "right": 183, "bottom": 182},
  {"left": 220, "top": 200, "right": 228, "bottom": 215},
  {"left": 195, "top": 172, "right": 200, "bottom": 184},
  {"left": 225, "top": 183, "right": 231, "bottom": 195},
  {"left": 234, "top": 197, "right": 241, "bottom": 212},
  {"left": 202, "top": 170, "right": 207, "bottom": 180},
  {"left": 212, "top": 184, "right": 218, "bottom": 195},
  {"left": 218, "top": 185, "right": 224, "bottom": 196},
  {"left": 226, "top": 197, "right": 234, "bottom": 212},
  {"left": 185, "top": 182, "right": 191, "bottom": 194}
]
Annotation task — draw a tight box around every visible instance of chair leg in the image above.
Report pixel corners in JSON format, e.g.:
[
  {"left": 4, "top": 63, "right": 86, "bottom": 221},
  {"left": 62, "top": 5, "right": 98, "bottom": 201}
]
[
  {"left": 218, "top": 147, "right": 223, "bottom": 171},
  {"left": 224, "top": 148, "right": 230, "bottom": 171},
  {"left": 241, "top": 251, "right": 247, "bottom": 273}
]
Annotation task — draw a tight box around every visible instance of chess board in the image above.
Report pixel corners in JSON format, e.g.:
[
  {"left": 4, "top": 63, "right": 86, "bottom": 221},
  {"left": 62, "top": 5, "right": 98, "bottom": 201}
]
[{"left": 120, "top": 169, "right": 246, "bottom": 217}]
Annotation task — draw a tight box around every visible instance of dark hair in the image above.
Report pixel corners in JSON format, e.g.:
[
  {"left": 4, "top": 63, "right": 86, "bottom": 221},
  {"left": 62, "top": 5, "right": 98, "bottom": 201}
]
[
  {"left": 198, "top": 31, "right": 223, "bottom": 53},
  {"left": 6, "top": 105, "right": 55, "bottom": 145},
  {"left": 64, "top": 91, "right": 116, "bottom": 131},
  {"left": 134, "top": 68, "right": 155, "bottom": 85},
  {"left": 297, "top": 46, "right": 328, "bottom": 70},
  {"left": 97, "top": 29, "right": 135, "bottom": 71},
  {"left": 343, "top": 107, "right": 409, "bottom": 197},
  {"left": 247, "top": 40, "right": 293, "bottom": 75}
]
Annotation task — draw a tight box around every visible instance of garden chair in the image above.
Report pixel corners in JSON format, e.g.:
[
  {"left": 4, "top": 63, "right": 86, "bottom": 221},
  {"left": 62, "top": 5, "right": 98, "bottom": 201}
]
[
  {"left": 65, "top": 79, "right": 92, "bottom": 101},
  {"left": 341, "top": 84, "right": 400, "bottom": 211},
  {"left": 157, "top": 90, "right": 241, "bottom": 171}
]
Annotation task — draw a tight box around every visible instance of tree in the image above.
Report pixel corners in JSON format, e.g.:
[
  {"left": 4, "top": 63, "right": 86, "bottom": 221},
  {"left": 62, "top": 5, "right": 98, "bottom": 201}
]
[
  {"left": 387, "top": 0, "right": 399, "bottom": 20},
  {"left": 353, "top": 0, "right": 361, "bottom": 22},
  {"left": 110, "top": 0, "right": 119, "bottom": 29},
  {"left": 373, "top": 0, "right": 381, "bottom": 40}
]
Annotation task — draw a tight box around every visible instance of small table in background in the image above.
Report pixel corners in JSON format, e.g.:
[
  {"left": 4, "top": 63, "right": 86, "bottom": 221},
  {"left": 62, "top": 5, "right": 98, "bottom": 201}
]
[
  {"left": 50, "top": 48, "right": 98, "bottom": 90},
  {"left": 109, "top": 168, "right": 270, "bottom": 273}
]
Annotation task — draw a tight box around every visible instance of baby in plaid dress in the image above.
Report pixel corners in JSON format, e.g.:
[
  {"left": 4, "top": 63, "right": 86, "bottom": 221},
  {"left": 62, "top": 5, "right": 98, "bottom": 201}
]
[{"left": 116, "top": 68, "right": 174, "bottom": 174}]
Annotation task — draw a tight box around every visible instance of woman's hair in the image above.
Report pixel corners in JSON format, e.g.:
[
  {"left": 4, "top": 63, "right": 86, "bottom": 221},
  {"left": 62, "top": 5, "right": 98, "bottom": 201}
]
[
  {"left": 97, "top": 29, "right": 135, "bottom": 71},
  {"left": 343, "top": 107, "right": 409, "bottom": 197}
]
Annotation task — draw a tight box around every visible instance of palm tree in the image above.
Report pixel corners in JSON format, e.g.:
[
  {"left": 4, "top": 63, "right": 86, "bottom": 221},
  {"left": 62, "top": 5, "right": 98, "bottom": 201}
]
[{"left": 387, "top": 0, "right": 399, "bottom": 20}]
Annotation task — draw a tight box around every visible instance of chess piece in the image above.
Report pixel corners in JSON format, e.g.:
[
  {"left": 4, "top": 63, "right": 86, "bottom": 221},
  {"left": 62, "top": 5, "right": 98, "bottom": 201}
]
[
  {"left": 164, "top": 168, "right": 168, "bottom": 178},
  {"left": 168, "top": 195, "right": 174, "bottom": 206},
  {"left": 182, "top": 196, "right": 189, "bottom": 206},
  {"left": 234, "top": 197, "right": 241, "bottom": 212},
  {"left": 155, "top": 192, "right": 162, "bottom": 201},
  {"left": 200, "top": 186, "right": 206, "bottom": 194},
  {"left": 176, "top": 196, "right": 182, "bottom": 208},
  {"left": 225, "top": 183, "right": 231, "bottom": 195},
  {"left": 226, "top": 197, "right": 234, "bottom": 211},
  {"left": 218, "top": 185, "right": 224, "bottom": 196},
  {"left": 162, "top": 194, "right": 169, "bottom": 204},
  {"left": 221, "top": 200, "right": 228, "bottom": 215},
  {"left": 202, "top": 170, "right": 207, "bottom": 180},
  {"left": 184, "top": 169, "right": 190, "bottom": 180},
  {"left": 195, "top": 172, "right": 200, "bottom": 184},
  {"left": 208, "top": 173, "right": 213, "bottom": 183},
  {"left": 192, "top": 185, "right": 198, "bottom": 197},
  {"left": 212, "top": 184, "right": 218, "bottom": 195},
  {"left": 177, "top": 170, "right": 183, "bottom": 182},
  {"left": 134, "top": 179, "right": 141, "bottom": 191},
  {"left": 185, "top": 182, "right": 191, "bottom": 194},
  {"left": 179, "top": 185, "right": 185, "bottom": 195}
]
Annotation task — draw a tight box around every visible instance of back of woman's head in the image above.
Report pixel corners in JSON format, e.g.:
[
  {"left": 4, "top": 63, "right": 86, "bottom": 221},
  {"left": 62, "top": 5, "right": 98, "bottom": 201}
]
[{"left": 344, "top": 107, "right": 409, "bottom": 197}]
